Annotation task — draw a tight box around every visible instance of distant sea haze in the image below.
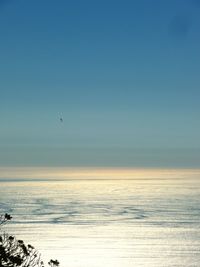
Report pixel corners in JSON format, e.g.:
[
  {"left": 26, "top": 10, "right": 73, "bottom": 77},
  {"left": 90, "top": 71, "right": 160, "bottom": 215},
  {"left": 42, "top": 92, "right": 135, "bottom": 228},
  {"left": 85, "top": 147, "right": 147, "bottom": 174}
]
[
  {"left": 1, "top": 167, "right": 200, "bottom": 180},
  {"left": 1, "top": 176, "right": 200, "bottom": 267}
]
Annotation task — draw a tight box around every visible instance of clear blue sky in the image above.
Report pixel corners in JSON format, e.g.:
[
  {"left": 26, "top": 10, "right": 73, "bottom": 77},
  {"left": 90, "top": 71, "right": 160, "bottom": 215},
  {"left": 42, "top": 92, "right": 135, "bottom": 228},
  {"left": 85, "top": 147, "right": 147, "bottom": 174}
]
[{"left": 0, "top": 0, "right": 200, "bottom": 167}]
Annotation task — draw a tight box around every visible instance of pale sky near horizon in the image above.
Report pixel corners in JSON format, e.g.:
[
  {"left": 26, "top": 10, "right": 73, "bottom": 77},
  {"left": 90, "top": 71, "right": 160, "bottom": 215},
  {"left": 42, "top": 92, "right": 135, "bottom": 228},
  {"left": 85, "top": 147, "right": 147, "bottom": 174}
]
[
  {"left": 0, "top": 167, "right": 200, "bottom": 180},
  {"left": 0, "top": 0, "right": 200, "bottom": 168}
]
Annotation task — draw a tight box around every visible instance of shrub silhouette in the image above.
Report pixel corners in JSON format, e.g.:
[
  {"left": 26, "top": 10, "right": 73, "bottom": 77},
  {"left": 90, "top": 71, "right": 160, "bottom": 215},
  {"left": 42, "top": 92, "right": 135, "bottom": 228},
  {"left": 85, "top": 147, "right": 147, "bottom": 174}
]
[{"left": 0, "top": 214, "right": 59, "bottom": 267}]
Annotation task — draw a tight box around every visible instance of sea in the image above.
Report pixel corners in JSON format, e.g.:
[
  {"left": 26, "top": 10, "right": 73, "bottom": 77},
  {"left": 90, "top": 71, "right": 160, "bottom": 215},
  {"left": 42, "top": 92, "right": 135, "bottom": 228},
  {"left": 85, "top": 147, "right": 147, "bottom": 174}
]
[{"left": 0, "top": 178, "right": 200, "bottom": 267}]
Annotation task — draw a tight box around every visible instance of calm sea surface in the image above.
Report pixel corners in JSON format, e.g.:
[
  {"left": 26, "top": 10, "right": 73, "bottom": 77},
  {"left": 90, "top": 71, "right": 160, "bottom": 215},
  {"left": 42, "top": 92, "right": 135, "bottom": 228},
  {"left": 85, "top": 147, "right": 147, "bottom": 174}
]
[{"left": 0, "top": 178, "right": 200, "bottom": 267}]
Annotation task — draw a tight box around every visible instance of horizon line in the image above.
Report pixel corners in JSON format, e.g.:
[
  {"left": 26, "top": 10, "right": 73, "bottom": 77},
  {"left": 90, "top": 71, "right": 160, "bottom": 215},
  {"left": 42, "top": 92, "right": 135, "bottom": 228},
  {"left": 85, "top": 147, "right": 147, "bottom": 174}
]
[{"left": 0, "top": 167, "right": 200, "bottom": 180}]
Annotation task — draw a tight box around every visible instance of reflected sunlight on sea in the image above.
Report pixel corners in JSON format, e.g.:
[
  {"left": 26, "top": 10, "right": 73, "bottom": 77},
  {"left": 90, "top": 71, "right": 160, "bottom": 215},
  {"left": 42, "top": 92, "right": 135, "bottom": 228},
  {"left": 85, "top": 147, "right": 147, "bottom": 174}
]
[{"left": 0, "top": 178, "right": 200, "bottom": 267}]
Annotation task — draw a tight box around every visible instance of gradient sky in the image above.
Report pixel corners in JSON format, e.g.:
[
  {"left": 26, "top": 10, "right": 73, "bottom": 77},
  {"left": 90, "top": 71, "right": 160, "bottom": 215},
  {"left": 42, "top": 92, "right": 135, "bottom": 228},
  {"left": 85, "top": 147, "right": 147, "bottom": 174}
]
[{"left": 0, "top": 0, "right": 200, "bottom": 168}]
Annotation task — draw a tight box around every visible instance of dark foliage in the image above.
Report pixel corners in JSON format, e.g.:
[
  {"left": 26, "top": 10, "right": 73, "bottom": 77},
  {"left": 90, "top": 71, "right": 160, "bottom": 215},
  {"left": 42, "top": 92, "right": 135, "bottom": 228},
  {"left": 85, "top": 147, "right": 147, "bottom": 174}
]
[{"left": 0, "top": 214, "right": 59, "bottom": 267}]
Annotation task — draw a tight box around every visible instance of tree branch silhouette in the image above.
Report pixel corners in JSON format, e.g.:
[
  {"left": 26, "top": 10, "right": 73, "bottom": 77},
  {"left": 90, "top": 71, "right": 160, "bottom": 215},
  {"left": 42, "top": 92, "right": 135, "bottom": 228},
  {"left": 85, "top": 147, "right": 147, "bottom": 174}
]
[{"left": 0, "top": 214, "right": 59, "bottom": 267}]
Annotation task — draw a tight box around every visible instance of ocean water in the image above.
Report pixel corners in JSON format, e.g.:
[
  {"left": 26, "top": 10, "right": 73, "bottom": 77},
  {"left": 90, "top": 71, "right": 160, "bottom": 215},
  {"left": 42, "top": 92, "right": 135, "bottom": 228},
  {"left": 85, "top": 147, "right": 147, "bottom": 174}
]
[{"left": 0, "top": 178, "right": 200, "bottom": 267}]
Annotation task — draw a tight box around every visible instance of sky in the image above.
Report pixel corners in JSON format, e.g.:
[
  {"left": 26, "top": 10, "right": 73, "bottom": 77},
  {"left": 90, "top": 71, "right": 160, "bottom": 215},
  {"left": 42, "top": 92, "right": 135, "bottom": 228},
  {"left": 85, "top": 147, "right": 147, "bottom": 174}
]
[{"left": 0, "top": 0, "right": 200, "bottom": 168}]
